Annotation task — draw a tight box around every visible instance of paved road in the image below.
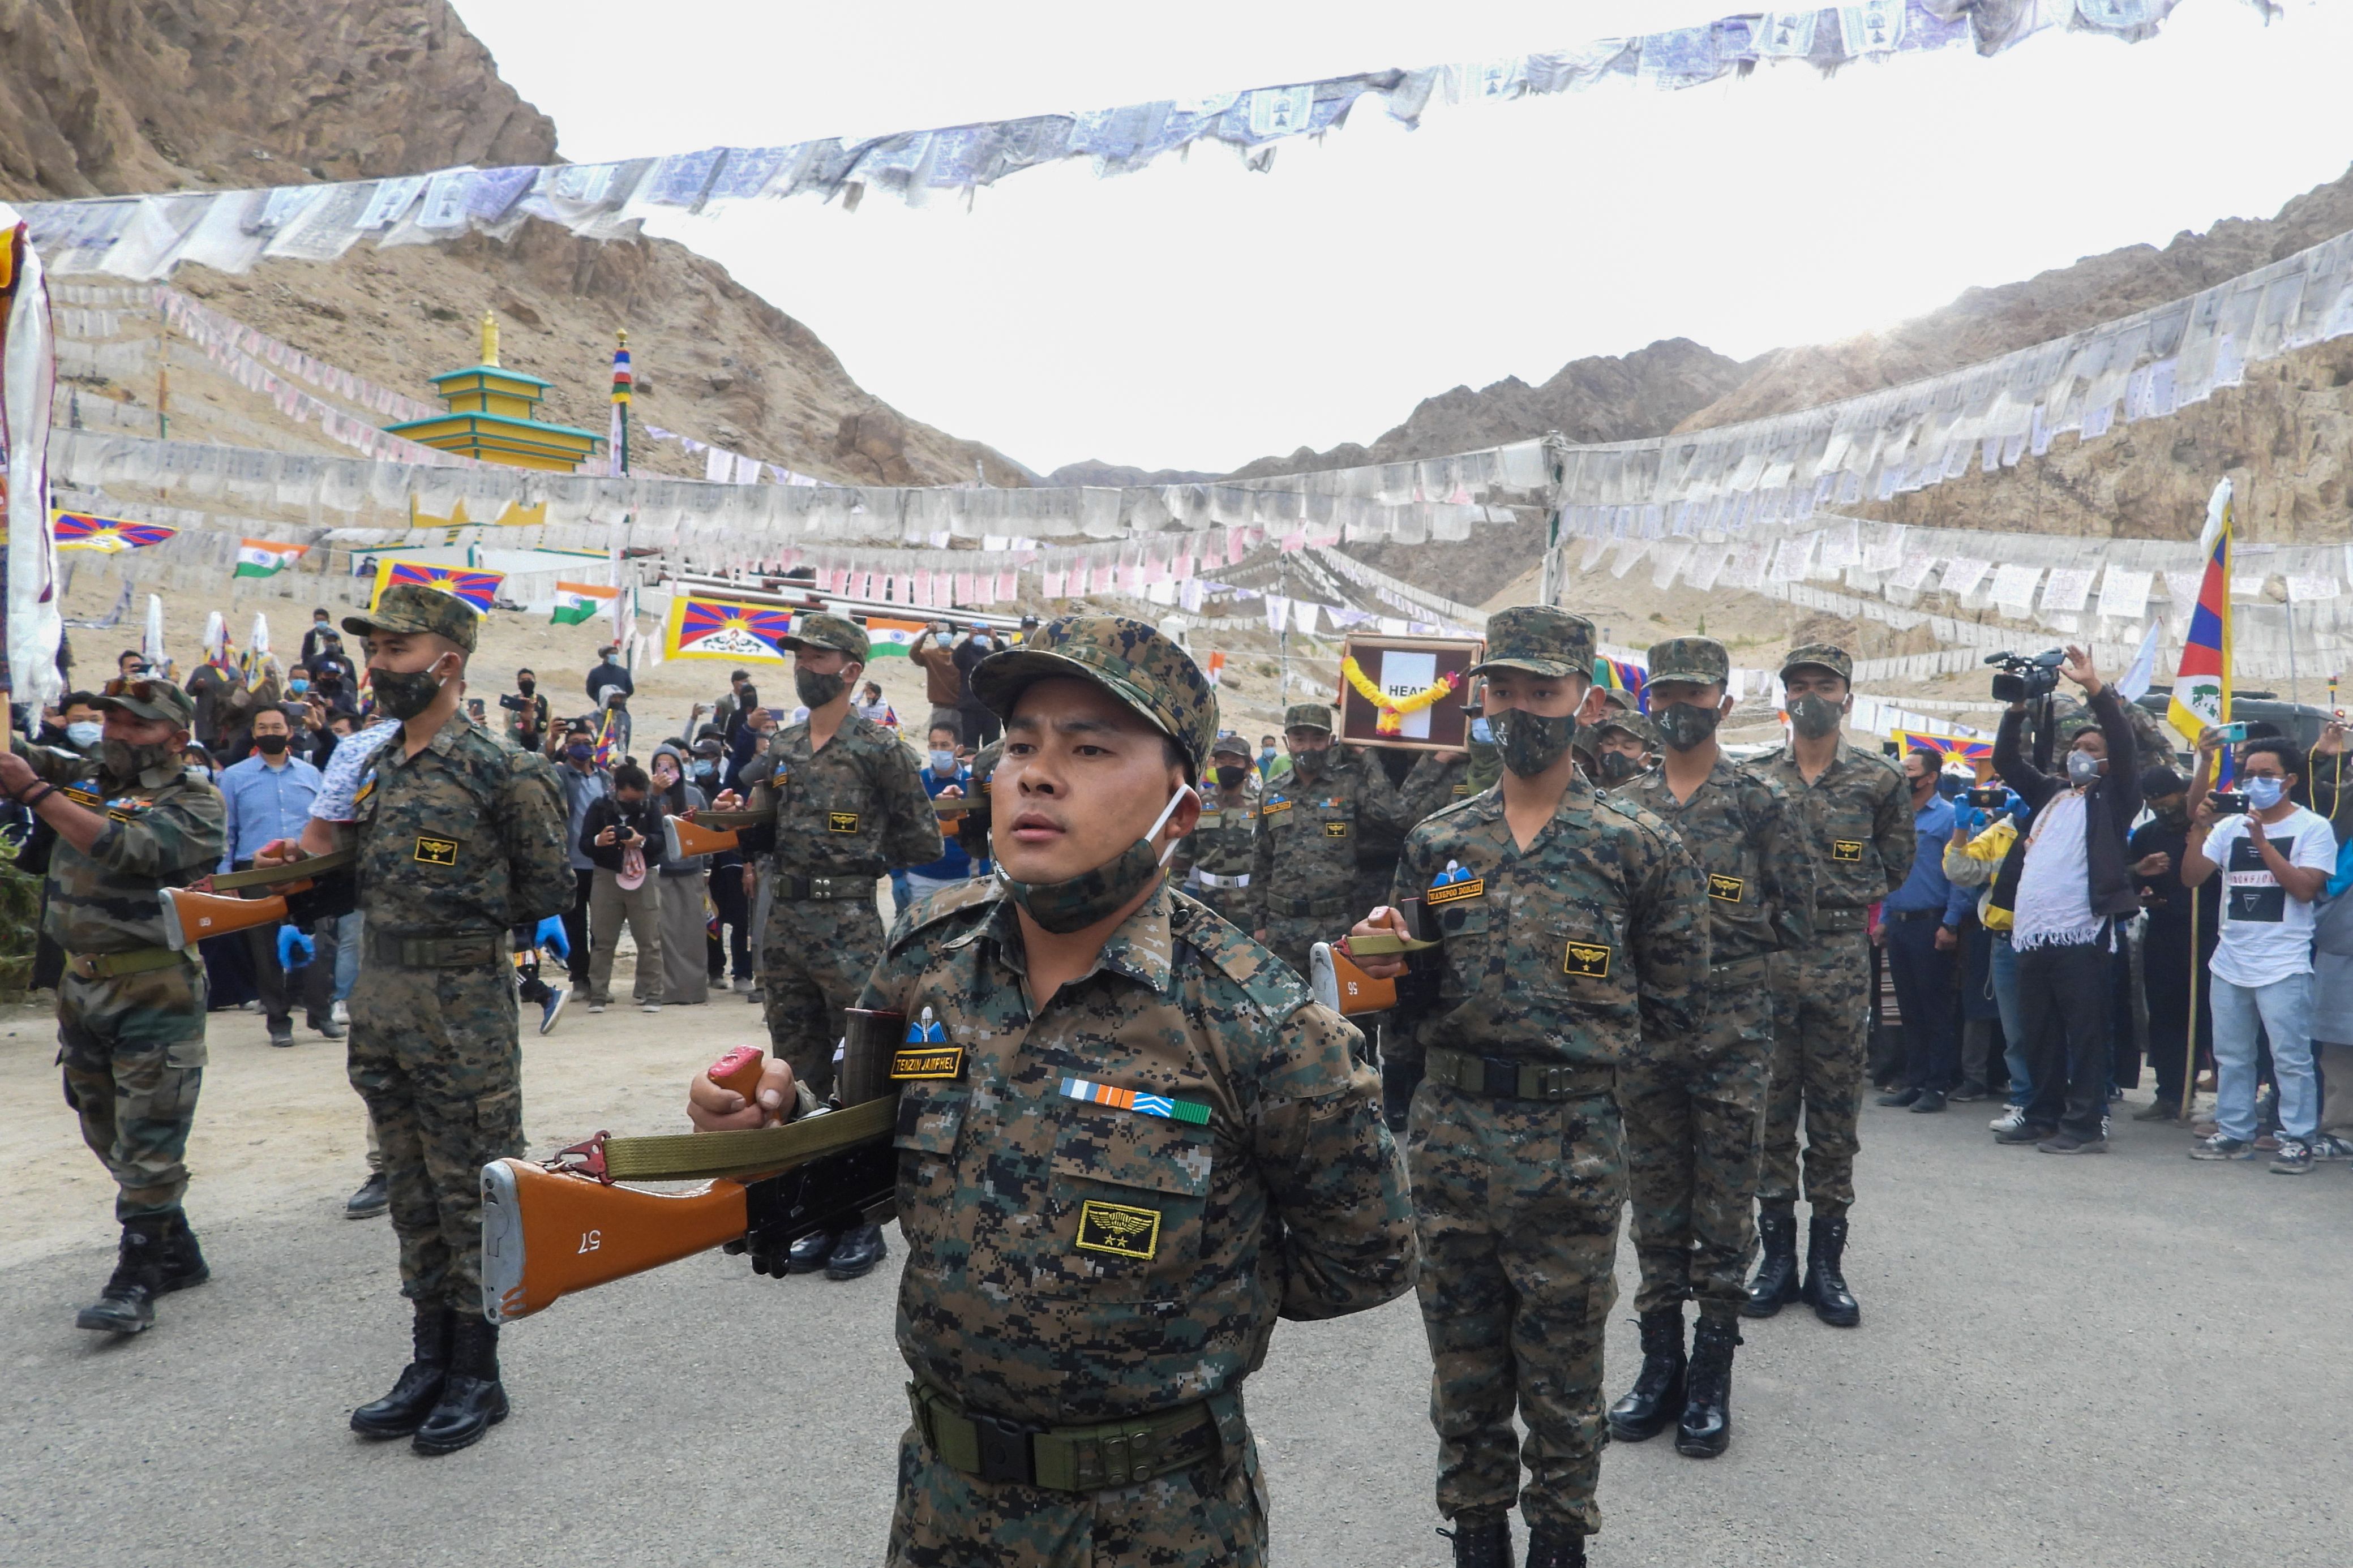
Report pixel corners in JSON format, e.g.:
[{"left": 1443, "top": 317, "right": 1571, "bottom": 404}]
[{"left": 5, "top": 1087, "right": 2348, "bottom": 1566}]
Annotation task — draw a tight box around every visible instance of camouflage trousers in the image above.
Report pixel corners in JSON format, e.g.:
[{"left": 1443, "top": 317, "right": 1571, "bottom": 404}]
[
  {"left": 1621, "top": 959, "right": 1772, "bottom": 1321},
  {"left": 887, "top": 1423, "right": 1266, "bottom": 1567},
  {"left": 57, "top": 962, "right": 208, "bottom": 1223},
  {"left": 346, "top": 960, "right": 524, "bottom": 1312},
  {"left": 1408, "top": 1082, "right": 1623, "bottom": 1536},
  {"left": 760, "top": 890, "right": 885, "bottom": 1101},
  {"left": 1759, "top": 930, "right": 1872, "bottom": 1218}
]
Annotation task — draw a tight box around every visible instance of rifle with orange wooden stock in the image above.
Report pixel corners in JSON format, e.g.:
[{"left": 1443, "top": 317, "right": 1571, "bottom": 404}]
[
  {"left": 157, "top": 847, "right": 359, "bottom": 951},
  {"left": 478, "top": 1008, "right": 935, "bottom": 1324},
  {"left": 1306, "top": 900, "right": 1442, "bottom": 1020},
  {"left": 663, "top": 797, "right": 982, "bottom": 864}
]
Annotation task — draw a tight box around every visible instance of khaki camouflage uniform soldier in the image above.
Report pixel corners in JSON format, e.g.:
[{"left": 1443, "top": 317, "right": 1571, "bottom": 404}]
[
  {"left": 4, "top": 678, "right": 224, "bottom": 1334},
  {"left": 1382, "top": 607, "right": 1708, "bottom": 1562},
  {"left": 793, "top": 615, "right": 1412, "bottom": 1566},
  {"left": 1401, "top": 741, "right": 1499, "bottom": 830},
  {"left": 333, "top": 585, "right": 574, "bottom": 1453},
  {"left": 1247, "top": 703, "right": 1408, "bottom": 976},
  {"left": 1746, "top": 643, "right": 1910, "bottom": 1329},
  {"left": 1606, "top": 637, "right": 1813, "bottom": 1458},
  {"left": 1168, "top": 731, "right": 1263, "bottom": 926}
]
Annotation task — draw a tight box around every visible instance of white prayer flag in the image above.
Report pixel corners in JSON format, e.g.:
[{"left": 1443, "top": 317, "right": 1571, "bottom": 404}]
[
  {"left": 1940, "top": 557, "right": 1991, "bottom": 599},
  {"left": 2095, "top": 566, "right": 2153, "bottom": 620},
  {"left": 1265, "top": 594, "right": 1291, "bottom": 635},
  {"left": 1991, "top": 563, "right": 2041, "bottom": 617}
]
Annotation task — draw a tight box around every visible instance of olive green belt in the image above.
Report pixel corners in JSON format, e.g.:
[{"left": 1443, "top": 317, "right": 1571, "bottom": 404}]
[
  {"left": 1812, "top": 907, "right": 1871, "bottom": 934},
  {"left": 1425, "top": 1047, "right": 1613, "bottom": 1101},
  {"left": 369, "top": 930, "right": 506, "bottom": 969},
  {"left": 773, "top": 874, "right": 871, "bottom": 901},
  {"left": 908, "top": 1381, "right": 1218, "bottom": 1492},
  {"left": 65, "top": 947, "right": 189, "bottom": 982}
]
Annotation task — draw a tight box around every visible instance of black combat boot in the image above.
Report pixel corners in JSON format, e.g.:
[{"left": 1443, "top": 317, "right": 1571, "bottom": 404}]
[
  {"left": 156, "top": 1212, "right": 211, "bottom": 1294},
  {"left": 351, "top": 1304, "right": 455, "bottom": 1438},
  {"left": 824, "top": 1222, "right": 889, "bottom": 1281},
  {"left": 1605, "top": 1306, "right": 1687, "bottom": 1441},
  {"left": 1438, "top": 1514, "right": 1512, "bottom": 1567},
  {"left": 75, "top": 1217, "right": 170, "bottom": 1334},
  {"left": 784, "top": 1228, "right": 838, "bottom": 1274},
  {"left": 412, "top": 1314, "right": 508, "bottom": 1455},
  {"left": 1523, "top": 1524, "right": 1587, "bottom": 1568},
  {"left": 1677, "top": 1316, "right": 1740, "bottom": 1458},
  {"left": 1803, "top": 1213, "right": 1861, "bottom": 1328},
  {"left": 1741, "top": 1210, "right": 1801, "bottom": 1318}
]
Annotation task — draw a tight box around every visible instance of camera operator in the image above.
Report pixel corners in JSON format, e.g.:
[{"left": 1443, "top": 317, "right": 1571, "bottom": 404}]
[
  {"left": 502, "top": 668, "right": 548, "bottom": 752},
  {"left": 1990, "top": 646, "right": 2140, "bottom": 1155},
  {"left": 2180, "top": 735, "right": 2335, "bottom": 1171}
]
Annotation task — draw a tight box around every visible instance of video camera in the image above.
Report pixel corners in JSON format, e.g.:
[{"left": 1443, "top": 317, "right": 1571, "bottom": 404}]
[{"left": 1986, "top": 649, "right": 2064, "bottom": 704}]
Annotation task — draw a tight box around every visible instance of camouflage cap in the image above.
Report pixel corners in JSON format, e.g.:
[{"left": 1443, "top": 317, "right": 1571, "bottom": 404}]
[
  {"left": 1647, "top": 635, "right": 1729, "bottom": 688},
  {"left": 971, "top": 614, "right": 1217, "bottom": 776},
  {"left": 1283, "top": 703, "right": 1335, "bottom": 733},
  {"left": 1780, "top": 641, "right": 1853, "bottom": 682},
  {"left": 783, "top": 612, "right": 869, "bottom": 662},
  {"left": 94, "top": 676, "right": 195, "bottom": 729},
  {"left": 1597, "top": 710, "right": 1660, "bottom": 748},
  {"left": 1210, "top": 731, "right": 1254, "bottom": 758},
  {"left": 344, "top": 583, "right": 478, "bottom": 653},
  {"left": 1467, "top": 605, "right": 1597, "bottom": 680}
]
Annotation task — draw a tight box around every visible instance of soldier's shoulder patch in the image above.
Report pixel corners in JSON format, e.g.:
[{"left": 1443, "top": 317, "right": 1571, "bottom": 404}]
[
  {"left": 1169, "top": 891, "right": 1312, "bottom": 1021},
  {"left": 887, "top": 877, "right": 1001, "bottom": 955},
  {"left": 1595, "top": 791, "right": 1675, "bottom": 841}
]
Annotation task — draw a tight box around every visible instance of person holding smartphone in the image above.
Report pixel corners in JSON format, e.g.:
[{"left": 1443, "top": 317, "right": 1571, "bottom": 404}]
[{"left": 577, "top": 762, "right": 666, "bottom": 1013}]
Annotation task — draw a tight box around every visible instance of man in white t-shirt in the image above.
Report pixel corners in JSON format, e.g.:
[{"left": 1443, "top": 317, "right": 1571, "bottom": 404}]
[{"left": 2181, "top": 736, "right": 2337, "bottom": 1173}]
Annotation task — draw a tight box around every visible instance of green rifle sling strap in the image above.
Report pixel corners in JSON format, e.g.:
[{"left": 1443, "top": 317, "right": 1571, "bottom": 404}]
[
  {"left": 598, "top": 1092, "right": 899, "bottom": 1183},
  {"left": 211, "top": 846, "right": 358, "bottom": 891}
]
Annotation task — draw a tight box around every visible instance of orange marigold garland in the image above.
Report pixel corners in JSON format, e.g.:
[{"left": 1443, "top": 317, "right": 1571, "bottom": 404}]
[{"left": 1341, "top": 655, "right": 1460, "bottom": 735}]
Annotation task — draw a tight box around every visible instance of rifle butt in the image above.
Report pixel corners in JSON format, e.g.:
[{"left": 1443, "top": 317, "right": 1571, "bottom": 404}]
[
  {"left": 480, "top": 1159, "right": 749, "bottom": 1323},
  {"left": 160, "top": 886, "right": 289, "bottom": 951},
  {"left": 665, "top": 816, "right": 742, "bottom": 861}
]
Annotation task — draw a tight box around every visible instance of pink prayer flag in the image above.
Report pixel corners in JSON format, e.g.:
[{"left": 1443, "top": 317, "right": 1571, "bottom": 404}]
[
  {"left": 996, "top": 570, "right": 1018, "bottom": 602},
  {"left": 915, "top": 570, "right": 935, "bottom": 604},
  {"left": 1044, "top": 568, "right": 1067, "bottom": 599},
  {"left": 954, "top": 572, "right": 976, "bottom": 604}
]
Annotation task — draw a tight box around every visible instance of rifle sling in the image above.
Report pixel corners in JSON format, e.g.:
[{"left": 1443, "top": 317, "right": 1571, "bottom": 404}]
[
  {"left": 212, "top": 847, "right": 358, "bottom": 891},
  {"left": 599, "top": 1093, "right": 899, "bottom": 1183}
]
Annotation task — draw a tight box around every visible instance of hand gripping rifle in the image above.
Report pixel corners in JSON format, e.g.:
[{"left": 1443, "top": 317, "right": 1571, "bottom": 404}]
[
  {"left": 157, "top": 847, "right": 359, "bottom": 950},
  {"left": 478, "top": 1008, "right": 911, "bottom": 1324}
]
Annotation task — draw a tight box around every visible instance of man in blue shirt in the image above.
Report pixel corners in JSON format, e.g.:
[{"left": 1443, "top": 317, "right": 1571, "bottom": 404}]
[
  {"left": 894, "top": 722, "right": 978, "bottom": 910},
  {"left": 217, "top": 705, "right": 341, "bottom": 1047},
  {"left": 1876, "top": 747, "right": 1975, "bottom": 1113}
]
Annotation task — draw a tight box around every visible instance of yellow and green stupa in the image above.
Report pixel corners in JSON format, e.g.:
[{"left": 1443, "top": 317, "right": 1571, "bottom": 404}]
[{"left": 383, "top": 311, "right": 606, "bottom": 471}]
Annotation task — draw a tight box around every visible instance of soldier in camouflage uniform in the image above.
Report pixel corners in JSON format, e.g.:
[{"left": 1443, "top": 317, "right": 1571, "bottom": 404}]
[
  {"left": 271, "top": 585, "right": 573, "bottom": 1454},
  {"left": 1400, "top": 729, "right": 1502, "bottom": 830},
  {"left": 1605, "top": 638, "right": 1813, "bottom": 1460},
  {"left": 688, "top": 613, "right": 1415, "bottom": 1567},
  {"left": 1351, "top": 606, "right": 1708, "bottom": 1568},
  {"left": 1588, "top": 707, "right": 1657, "bottom": 788},
  {"left": 726, "top": 612, "right": 941, "bottom": 1281},
  {"left": 1247, "top": 702, "right": 1408, "bottom": 977},
  {"left": 1168, "top": 730, "right": 1262, "bottom": 927},
  {"left": 1745, "top": 643, "right": 1911, "bottom": 1330},
  {"left": 2, "top": 677, "right": 224, "bottom": 1334}
]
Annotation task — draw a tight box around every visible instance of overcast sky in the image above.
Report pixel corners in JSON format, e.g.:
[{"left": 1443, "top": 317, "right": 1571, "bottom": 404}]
[{"left": 451, "top": 0, "right": 2347, "bottom": 476}]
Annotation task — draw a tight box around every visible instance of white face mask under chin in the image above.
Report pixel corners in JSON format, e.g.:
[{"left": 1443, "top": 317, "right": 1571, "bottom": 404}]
[{"left": 1148, "top": 784, "right": 1186, "bottom": 867}]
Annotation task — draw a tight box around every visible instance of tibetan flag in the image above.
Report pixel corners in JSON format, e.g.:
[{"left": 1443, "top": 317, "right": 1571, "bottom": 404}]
[
  {"left": 864, "top": 616, "right": 926, "bottom": 658},
  {"left": 592, "top": 706, "right": 620, "bottom": 768},
  {"left": 234, "top": 538, "right": 307, "bottom": 578},
  {"left": 664, "top": 594, "right": 796, "bottom": 663},
  {"left": 2167, "top": 479, "right": 2233, "bottom": 759},
  {"left": 372, "top": 559, "right": 503, "bottom": 613},
  {"left": 1595, "top": 655, "right": 1648, "bottom": 712},
  {"left": 551, "top": 581, "right": 619, "bottom": 626},
  {"left": 1059, "top": 1076, "right": 1212, "bottom": 1126},
  {"left": 1892, "top": 727, "right": 1992, "bottom": 767},
  {"left": 53, "top": 511, "right": 175, "bottom": 552}
]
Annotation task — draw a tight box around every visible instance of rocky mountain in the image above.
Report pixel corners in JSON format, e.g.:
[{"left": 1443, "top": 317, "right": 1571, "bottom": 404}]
[
  {"left": 0, "top": 0, "right": 1026, "bottom": 487},
  {"left": 1044, "top": 459, "right": 1219, "bottom": 488}
]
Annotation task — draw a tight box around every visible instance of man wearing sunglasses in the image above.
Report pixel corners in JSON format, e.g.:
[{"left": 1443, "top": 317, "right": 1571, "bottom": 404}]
[{"left": 1, "top": 676, "right": 225, "bottom": 1337}]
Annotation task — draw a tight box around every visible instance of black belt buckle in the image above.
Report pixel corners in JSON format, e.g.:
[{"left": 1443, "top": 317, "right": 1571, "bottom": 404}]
[
  {"left": 1478, "top": 1056, "right": 1518, "bottom": 1097},
  {"left": 972, "top": 1412, "right": 1040, "bottom": 1485}
]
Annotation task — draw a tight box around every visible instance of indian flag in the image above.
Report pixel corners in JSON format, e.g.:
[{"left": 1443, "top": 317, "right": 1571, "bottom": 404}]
[
  {"left": 552, "top": 581, "right": 619, "bottom": 626},
  {"left": 234, "top": 538, "right": 307, "bottom": 578},
  {"left": 865, "top": 616, "right": 926, "bottom": 658}
]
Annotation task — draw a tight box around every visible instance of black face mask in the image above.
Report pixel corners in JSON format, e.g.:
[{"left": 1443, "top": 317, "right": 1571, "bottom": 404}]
[
  {"left": 1788, "top": 694, "right": 1844, "bottom": 741},
  {"left": 1488, "top": 707, "right": 1579, "bottom": 777},
  {"left": 1653, "top": 702, "right": 1721, "bottom": 753},
  {"left": 254, "top": 733, "right": 290, "bottom": 755},
  {"left": 370, "top": 664, "right": 444, "bottom": 721},
  {"left": 517, "top": 680, "right": 535, "bottom": 696},
  {"left": 1596, "top": 750, "right": 1645, "bottom": 784},
  {"left": 1213, "top": 764, "right": 1246, "bottom": 789},
  {"left": 1288, "top": 747, "right": 1328, "bottom": 780},
  {"left": 795, "top": 668, "right": 847, "bottom": 709}
]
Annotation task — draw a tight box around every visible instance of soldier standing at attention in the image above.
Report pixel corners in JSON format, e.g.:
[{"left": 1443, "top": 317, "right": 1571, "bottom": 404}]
[
  {"left": 1587, "top": 709, "right": 1657, "bottom": 788},
  {"left": 1249, "top": 702, "right": 1407, "bottom": 976},
  {"left": 1, "top": 677, "right": 224, "bottom": 1335},
  {"left": 1605, "top": 638, "right": 1812, "bottom": 1460},
  {"left": 718, "top": 611, "right": 940, "bottom": 1282},
  {"left": 687, "top": 615, "right": 1415, "bottom": 1567},
  {"left": 1349, "top": 607, "right": 1707, "bottom": 1568},
  {"left": 1168, "top": 729, "right": 1262, "bottom": 927},
  {"left": 259, "top": 585, "right": 573, "bottom": 1453},
  {"left": 1743, "top": 644, "right": 1910, "bottom": 1329}
]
